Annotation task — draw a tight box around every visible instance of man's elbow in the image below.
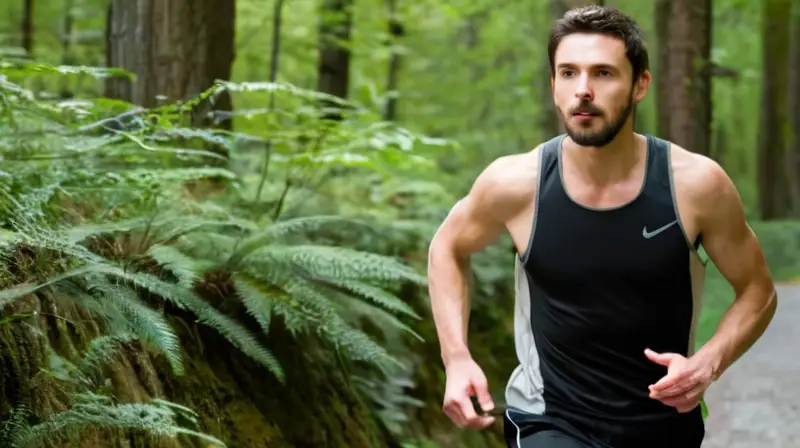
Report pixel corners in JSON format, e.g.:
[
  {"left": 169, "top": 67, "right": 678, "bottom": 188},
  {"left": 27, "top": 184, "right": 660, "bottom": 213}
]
[
  {"left": 762, "top": 286, "right": 778, "bottom": 320},
  {"left": 747, "top": 278, "right": 778, "bottom": 324}
]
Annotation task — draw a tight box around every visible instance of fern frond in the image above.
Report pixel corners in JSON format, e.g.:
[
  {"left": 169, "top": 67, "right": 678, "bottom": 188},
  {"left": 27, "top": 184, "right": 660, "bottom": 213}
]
[
  {"left": 319, "top": 313, "right": 400, "bottom": 372},
  {"left": 12, "top": 392, "right": 226, "bottom": 447},
  {"left": 0, "top": 404, "right": 32, "bottom": 447},
  {"left": 319, "top": 278, "right": 420, "bottom": 319},
  {"left": 231, "top": 215, "right": 374, "bottom": 261},
  {"left": 146, "top": 244, "right": 199, "bottom": 288},
  {"left": 0, "top": 261, "right": 282, "bottom": 381},
  {"left": 173, "top": 231, "right": 239, "bottom": 264},
  {"left": 82, "top": 277, "right": 184, "bottom": 376},
  {"left": 245, "top": 245, "right": 426, "bottom": 285},
  {"left": 332, "top": 293, "right": 424, "bottom": 343},
  {"left": 40, "top": 344, "right": 93, "bottom": 388},
  {"left": 120, "top": 167, "right": 237, "bottom": 185},
  {"left": 101, "top": 267, "right": 284, "bottom": 382},
  {"left": 63, "top": 216, "right": 151, "bottom": 244},
  {"left": 232, "top": 273, "right": 279, "bottom": 337},
  {"left": 76, "top": 333, "right": 136, "bottom": 381}
]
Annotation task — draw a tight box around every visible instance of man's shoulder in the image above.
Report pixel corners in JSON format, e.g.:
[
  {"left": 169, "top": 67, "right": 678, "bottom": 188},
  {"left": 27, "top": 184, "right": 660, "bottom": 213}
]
[
  {"left": 484, "top": 146, "right": 542, "bottom": 181},
  {"left": 667, "top": 141, "right": 735, "bottom": 205},
  {"left": 468, "top": 146, "right": 543, "bottom": 212}
]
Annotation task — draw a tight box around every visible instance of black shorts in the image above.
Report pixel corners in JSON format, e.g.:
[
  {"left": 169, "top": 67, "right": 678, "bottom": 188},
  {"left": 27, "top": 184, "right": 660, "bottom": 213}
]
[{"left": 503, "top": 407, "right": 705, "bottom": 448}]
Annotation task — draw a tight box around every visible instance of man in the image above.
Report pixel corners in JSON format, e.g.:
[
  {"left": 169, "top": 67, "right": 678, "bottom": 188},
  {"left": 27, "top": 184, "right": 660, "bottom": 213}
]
[{"left": 427, "top": 5, "right": 777, "bottom": 448}]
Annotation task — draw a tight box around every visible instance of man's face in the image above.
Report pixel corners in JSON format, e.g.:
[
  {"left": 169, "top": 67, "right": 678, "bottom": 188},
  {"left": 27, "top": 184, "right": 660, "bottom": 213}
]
[{"left": 551, "top": 33, "right": 649, "bottom": 147}]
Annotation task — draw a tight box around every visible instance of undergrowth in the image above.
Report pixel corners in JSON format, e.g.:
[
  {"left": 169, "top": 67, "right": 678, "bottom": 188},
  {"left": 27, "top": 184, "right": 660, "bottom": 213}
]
[{"left": 0, "top": 62, "right": 452, "bottom": 445}]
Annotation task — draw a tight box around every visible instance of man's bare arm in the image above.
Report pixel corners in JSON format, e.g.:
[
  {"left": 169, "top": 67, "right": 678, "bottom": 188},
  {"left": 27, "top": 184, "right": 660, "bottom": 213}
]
[
  {"left": 427, "top": 157, "right": 530, "bottom": 366},
  {"left": 692, "top": 162, "right": 777, "bottom": 380}
]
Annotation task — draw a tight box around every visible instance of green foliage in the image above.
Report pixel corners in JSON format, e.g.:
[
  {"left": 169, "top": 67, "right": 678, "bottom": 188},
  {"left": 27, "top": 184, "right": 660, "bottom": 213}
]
[
  {"left": 0, "top": 334, "right": 226, "bottom": 447},
  {"left": 0, "top": 62, "right": 445, "bottom": 443}
]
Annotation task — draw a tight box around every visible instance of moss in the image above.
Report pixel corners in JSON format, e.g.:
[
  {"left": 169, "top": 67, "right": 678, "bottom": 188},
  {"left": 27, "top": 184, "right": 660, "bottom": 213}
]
[{"left": 0, "top": 283, "right": 398, "bottom": 447}]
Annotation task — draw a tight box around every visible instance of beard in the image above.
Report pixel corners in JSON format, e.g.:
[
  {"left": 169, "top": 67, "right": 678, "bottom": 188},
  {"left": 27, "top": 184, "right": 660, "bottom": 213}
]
[{"left": 559, "top": 93, "right": 634, "bottom": 147}]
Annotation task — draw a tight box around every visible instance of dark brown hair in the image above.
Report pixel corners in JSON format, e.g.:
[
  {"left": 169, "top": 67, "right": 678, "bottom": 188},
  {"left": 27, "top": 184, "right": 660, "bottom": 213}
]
[{"left": 547, "top": 5, "right": 649, "bottom": 82}]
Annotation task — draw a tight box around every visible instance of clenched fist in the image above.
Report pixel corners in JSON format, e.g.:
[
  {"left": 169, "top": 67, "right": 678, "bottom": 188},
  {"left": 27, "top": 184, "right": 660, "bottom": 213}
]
[{"left": 442, "top": 356, "right": 496, "bottom": 429}]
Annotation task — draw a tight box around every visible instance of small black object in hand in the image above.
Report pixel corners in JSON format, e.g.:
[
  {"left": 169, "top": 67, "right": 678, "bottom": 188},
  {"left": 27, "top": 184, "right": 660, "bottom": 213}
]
[{"left": 470, "top": 394, "right": 505, "bottom": 417}]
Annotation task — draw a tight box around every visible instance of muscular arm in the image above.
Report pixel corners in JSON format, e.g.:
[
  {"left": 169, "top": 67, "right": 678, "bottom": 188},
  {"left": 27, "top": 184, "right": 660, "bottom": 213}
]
[
  {"left": 692, "top": 163, "right": 777, "bottom": 380},
  {"left": 427, "top": 157, "right": 531, "bottom": 366}
]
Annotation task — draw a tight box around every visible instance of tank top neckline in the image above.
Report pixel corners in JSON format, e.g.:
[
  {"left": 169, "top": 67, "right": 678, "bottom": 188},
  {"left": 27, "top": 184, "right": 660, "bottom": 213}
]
[{"left": 554, "top": 133, "right": 654, "bottom": 213}]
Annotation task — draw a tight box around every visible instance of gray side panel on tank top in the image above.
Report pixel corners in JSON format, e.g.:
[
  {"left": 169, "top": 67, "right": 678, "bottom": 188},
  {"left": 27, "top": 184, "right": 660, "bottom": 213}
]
[{"left": 504, "top": 258, "right": 545, "bottom": 414}]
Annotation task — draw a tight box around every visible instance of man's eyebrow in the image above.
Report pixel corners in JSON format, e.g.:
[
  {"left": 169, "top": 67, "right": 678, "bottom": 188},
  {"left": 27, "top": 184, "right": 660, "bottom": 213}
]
[{"left": 556, "top": 62, "right": 619, "bottom": 71}]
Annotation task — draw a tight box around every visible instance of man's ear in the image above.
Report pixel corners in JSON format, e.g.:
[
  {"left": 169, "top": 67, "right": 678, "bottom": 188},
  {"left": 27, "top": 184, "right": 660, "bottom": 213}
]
[{"left": 633, "top": 69, "right": 652, "bottom": 104}]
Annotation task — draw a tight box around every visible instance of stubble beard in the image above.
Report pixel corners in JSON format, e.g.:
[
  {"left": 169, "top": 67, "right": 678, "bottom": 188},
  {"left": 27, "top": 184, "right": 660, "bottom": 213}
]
[{"left": 560, "top": 94, "right": 634, "bottom": 148}]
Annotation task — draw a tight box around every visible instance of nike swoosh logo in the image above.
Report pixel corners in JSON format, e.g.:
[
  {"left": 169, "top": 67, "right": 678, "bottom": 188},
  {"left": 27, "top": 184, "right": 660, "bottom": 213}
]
[{"left": 642, "top": 220, "right": 678, "bottom": 239}]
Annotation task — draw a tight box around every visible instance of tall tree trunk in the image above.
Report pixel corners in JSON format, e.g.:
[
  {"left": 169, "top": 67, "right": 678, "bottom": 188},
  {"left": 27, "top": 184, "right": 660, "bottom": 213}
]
[
  {"left": 21, "top": 0, "right": 34, "bottom": 57},
  {"left": 104, "top": 0, "right": 236, "bottom": 130},
  {"left": 788, "top": 0, "right": 800, "bottom": 215},
  {"left": 383, "top": 0, "right": 404, "bottom": 121},
  {"left": 665, "top": 0, "right": 713, "bottom": 157},
  {"left": 317, "top": 0, "right": 353, "bottom": 121},
  {"left": 654, "top": 0, "right": 671, "bottom": 140},
  {"left": 758, "top": 0, "right": 792, "bottom": 220},
  {"left": 59, "top": 0, "right": 74, "bottom": 99}
]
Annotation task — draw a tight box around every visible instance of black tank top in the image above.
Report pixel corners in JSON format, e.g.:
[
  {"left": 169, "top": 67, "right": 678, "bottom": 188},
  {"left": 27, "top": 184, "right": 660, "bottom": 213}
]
[{"left": 517, "top": 134, "right": 707, "bottom": 433}]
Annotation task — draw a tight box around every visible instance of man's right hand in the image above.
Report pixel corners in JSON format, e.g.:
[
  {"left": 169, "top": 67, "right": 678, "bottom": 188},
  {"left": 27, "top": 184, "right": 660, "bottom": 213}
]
[{"left": 442, "top": 356, "right": 497, "bottom": 429}]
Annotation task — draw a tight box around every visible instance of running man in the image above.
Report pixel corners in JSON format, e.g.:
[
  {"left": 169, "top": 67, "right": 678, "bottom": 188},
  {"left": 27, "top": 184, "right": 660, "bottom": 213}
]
[{"left": 427, "top": 5, "right": 777, "bottom": 448}]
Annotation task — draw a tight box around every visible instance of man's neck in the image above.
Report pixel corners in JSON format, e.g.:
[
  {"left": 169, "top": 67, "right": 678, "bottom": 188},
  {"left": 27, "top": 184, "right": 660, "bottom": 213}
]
[{"left": 562, "top": 128, "right": 645, "bottom": 186}]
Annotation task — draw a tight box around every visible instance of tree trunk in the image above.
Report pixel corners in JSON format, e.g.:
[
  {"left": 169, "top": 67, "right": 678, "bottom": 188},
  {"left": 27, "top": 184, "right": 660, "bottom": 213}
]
[
  {"left": 665, "top": 0, "right": 713, "bottom": 157},
  {"left": 788, "top": 0, "right": 800, "bottom": 215},
  {"left": 21, "top": 0, "right": 34, "bottom": 57},
  {"left": 104, "top": 0, "right": 236, "bottom": 129},
  {"left": 758, "top": 0, "right": 793, "bottom": 220},
  {"left": 317, "top": 0, "right": 353, "bottom": 121},
  {"left": 654, "top": 0, "right": 671, "bottom": 140},
  {"left": 383, "top": 0, "right": 404, "bottom": 122},
  {"left": 59, "top": 0, "right": 74, "bottom": 99}
]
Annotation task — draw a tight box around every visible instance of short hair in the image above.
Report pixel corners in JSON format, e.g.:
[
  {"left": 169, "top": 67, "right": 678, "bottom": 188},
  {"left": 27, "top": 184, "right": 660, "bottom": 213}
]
[{"left": 547, "top": 5, "right": 650, "bottom": 82}]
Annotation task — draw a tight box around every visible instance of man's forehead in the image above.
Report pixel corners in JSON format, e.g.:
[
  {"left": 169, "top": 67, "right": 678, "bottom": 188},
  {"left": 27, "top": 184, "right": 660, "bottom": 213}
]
[{"left": 554, "top": 33, "right": 627, "bottom": 66}]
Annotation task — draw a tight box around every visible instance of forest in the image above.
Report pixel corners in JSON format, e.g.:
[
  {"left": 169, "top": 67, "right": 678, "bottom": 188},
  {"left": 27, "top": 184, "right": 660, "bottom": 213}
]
[{"left": 0, "top": 0, "right": 799, "bottom": 447}]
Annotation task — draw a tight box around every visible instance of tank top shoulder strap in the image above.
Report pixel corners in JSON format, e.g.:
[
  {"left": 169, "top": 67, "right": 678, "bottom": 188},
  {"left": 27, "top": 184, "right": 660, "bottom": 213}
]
[
  {"left": 641, "top": 134, "right": 672, "bottom": 194},
  {"left": 537, "top": 134, "right": 565, "bottom": 198}
]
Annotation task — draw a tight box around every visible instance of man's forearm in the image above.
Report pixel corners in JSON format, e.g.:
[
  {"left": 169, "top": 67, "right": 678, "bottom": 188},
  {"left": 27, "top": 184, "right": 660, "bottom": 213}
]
[
  {"left": 695, "top": 285, "right": 777, "bottom": 380},
  {"left": 428, "top": 244, "right": 473, "bottom": 366}
]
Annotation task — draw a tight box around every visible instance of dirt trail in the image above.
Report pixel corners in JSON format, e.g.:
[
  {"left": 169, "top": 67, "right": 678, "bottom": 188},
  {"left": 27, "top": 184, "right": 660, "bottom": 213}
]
[{"left": 701, "top": 283, "right": 800, "bottom": 448}]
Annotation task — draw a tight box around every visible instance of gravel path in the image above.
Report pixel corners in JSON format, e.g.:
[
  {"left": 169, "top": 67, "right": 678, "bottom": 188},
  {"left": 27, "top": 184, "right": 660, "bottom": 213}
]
[{"left": 702, "top": 283, "right": 800, "bottom": 447}]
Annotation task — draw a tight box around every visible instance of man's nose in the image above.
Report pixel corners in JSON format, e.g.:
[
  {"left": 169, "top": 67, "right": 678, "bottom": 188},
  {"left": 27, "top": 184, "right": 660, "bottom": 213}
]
[{"left": 575, "top": 74, "right": 593, "bottom": 101}]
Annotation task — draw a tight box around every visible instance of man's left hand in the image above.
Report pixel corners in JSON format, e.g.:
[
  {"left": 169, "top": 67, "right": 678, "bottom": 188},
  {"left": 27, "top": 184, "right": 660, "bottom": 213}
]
[{"left": 644, "top": 348, "right": 715, "bottom": 413}]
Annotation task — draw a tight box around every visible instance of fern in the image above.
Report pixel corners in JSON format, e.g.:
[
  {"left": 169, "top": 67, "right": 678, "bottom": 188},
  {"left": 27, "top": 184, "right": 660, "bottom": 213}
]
[
  {"left": 12, "top": 393, "right": 226, "bottom": 447},
  {"left": 8, "top": 333, "right": 226, "bottom": 447},
  {"left": 0, "top": 68, "right": 438, "bottom": 440},
  {"left": 146, "top": 244, "right": 200, "bottom": 288}
]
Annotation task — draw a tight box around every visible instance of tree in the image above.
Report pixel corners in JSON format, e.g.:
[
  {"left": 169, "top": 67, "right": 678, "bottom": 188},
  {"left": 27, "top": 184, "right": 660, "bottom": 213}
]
[
  {"left": 104, "top": 0, "right": 236, "bottom": 129},
  {"left": 758, "top": 0, "right": 793, "bottom": 219},
  {"left": 383, "top": 0, "right": 404, "bottom": 121},
  {"left": 654, "top": 0, "right": 671, "bottom": 139},
  {"left": 663, "top": 0, "right": 713, "bottom": 157},
  {"left": 788, "top": 0, "right": 800, "bottom": 214},
  {"left": 318, "top": 0, "right": 353, "bottom": 101},
  {"left": 20, "top": 0, "right": 34, "bottom": 57}
]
